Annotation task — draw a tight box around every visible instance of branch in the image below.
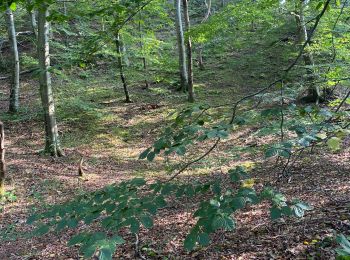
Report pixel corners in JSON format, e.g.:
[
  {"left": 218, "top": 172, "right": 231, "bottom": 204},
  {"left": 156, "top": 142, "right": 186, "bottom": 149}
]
[
  {"left": 0, "top": 68, "right": 37, "bottom": 80},
  {"left": 165, "top": 138, "right": 220, "bottom": 183},
  {"left": 117, "top": 0, "right": 154, "bottom": 31}
]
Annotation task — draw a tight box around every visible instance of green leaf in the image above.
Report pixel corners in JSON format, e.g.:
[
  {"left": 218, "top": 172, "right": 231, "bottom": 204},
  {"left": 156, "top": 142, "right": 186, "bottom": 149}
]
[
  {"left": 140, "top": 214, "right": 153, "bottom": 229},
  {"left": 98, "top": 247, "right": 113, "bottom": 260},
  {"left": 112, "top": 235, "right": 125, "bottom": 245},
  {"left": 27, "top": 214, "right": 40, "bottom": 224},
  {"left": 223, "top": 216, "right": 235, "bottom": 231},
  {"left": 129, "top": 218, "right": 140, "bottom": 234},
  {"left": 270, "top": 207, "right": 281, "bottom": 220},
  {"left": 327, "top": 137, "right": 341, "bottom": 152},
  {"left": 211, "top": 181, "right": 221, "bottom": 195},
  {"left": 9, "top": 2, "right": 16, "bottom": 11},
  {"left": 33, "top": 224, "right": 50, "bottom": 236},
  {"left": 175, "top": 145, "right": 186, "bottom": 156},
  {"left": 130, "top": 178, "right": 146, "bottom": 187},
  {"left": 68, "top": 233, "right": 89, "bottom": 246},
  {"left": 147, "top": 151, "right": 156, "bottom": 161},
  {"left": 209, "top": 199, "right": 220, "bottom": 208},
  {"left": 139, "top": 148, "right": 151, "bottom": 160},
  {"left": 230, "top": 197, "right": 246, "bottom": 210},
  {"left": 197, "top": 232, "right": 210, "bottom": 246},
  {"left": 154, "top": 196, "right": 166, "bottom": 208},
  {"left": 184, "top": 232, "right": 197, "bottom": 251}
]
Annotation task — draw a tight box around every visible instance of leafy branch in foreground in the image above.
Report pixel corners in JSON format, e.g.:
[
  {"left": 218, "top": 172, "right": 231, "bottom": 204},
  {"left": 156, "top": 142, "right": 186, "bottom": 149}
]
[{"left": 27, "top": 166, "right": 312, "bottom": 259}]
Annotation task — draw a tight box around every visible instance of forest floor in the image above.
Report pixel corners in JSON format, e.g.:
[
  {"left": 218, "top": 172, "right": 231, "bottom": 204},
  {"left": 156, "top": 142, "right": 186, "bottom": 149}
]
[{"left": 0, "top": 42, "right": 350, "bottom": 259}]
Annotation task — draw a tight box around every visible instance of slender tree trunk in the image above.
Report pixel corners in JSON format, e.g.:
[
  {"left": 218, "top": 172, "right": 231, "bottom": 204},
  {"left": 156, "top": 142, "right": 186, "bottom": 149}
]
[
  {"left": 183, "top": 0, "right": 194, "bottom": 102},
  {"left": 174, "top": 0, "right": 188, "bottom": 91},
  {"left": 295, "top": 0, "right": 319, "bottom": 103},
  {"left": 0, "top": 122, "right": 5, "bottom": 195},
  {"left": 5, "top": 7, "right": 20, "bottom": 113},
  {"left": 115, "top": 32, "right": 131, "bottom": 103},
  {"left": 198, "top": 0, "right": 211, "bottom": 70},
  {"left": 139, "top": 11, "right": 149, "bottom": 89},
  {"left": 37, "top": 4, "right": 63, "bottom": 157},
  {"left": 26, "top": 1, "right": 37, "bottom": 38},
  {"left": 122, "top": 42, "right": 130, "bottom": 67}
]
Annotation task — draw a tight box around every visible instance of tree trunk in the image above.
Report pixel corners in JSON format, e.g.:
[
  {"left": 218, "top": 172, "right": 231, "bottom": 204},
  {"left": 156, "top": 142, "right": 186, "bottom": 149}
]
[
  {"left": 139, "top": 11, "right": 149, "bottom": 89},
  {"left": 183, "top": 0, "right": 194, "bottom": 102},
  {"left": 198, "top": 0, "right": 211, "bottom": 70},
  {"left": 37, "top": 4, "right": 63, "bottom": 157},
  {"left": 26, "top": 0, "right": 37, "bottom": 39},
  {"left": 0, "top": 122, "right": 5, "bottom": 195},
  {"left": 5, "top": 7, "right": 20, "bottom": 113},
  {"left": 115, "top": 32, "right": 131, "bottom": 103},
  {"left": 174, "top": 0, "right": 188, "bottom": 91},
  {"left": 295, "top": 0, "right": 319, "bottom": 103}
]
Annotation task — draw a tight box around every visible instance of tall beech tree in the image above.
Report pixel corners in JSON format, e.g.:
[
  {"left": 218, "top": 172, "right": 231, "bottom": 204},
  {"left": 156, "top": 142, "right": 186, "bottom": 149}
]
[
  {"left": 5, "top": 5, "right": 20, "bottom": 113},
  {"left": 37, "top": 3, "right": 62, "bottom": 156},
  {"left": 295, "top": 0, "right": 319, "bottom": 103},
  {"left": 183, "top": 0, "right": 194, "bottom": 102},
  {"left": 27, "top": 0, "right": 37, "bottom": 38},
  {"left": 197, "top": 0, "right": 211, "bottom": 70},
  {"left": 174, "top": 0, "right": 188, "bottom": 91}
]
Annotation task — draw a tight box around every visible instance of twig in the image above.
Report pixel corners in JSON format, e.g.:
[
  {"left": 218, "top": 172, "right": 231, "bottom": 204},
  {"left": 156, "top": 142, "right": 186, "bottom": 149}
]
[
  {"left": 164, "top": 138, "right": 220, "bottom": 183},
  {"left": 135, "top": 234, "right": 146, "bottom": 260}
]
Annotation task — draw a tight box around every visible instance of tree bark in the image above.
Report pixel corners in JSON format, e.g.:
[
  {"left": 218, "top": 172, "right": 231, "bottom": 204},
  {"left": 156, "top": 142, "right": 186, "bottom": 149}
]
[
  {"left": 139, "top": 11, "right": 149, "bottom": 89},
  {"left": 5, "top": 7, "right": 20, "bottom": 113},
  {"left": 0, "top": 122, "right": 5, "bottom": 195},
  {"left": 37, "top": 4, "right": 63, "bottom": 157},
  {"left": 183, "top": 0, "right": 194, "bottom": 102},
  {"left": 27, "top": 0, "right": 37, "bottom": 39},
  {"left": 174, "top": 0, "right": 188, "bottom": 91},
  {"left": 115, "top": 32, "right": 131, "bottom": 103},
  {"left": 295, "top": 0, "right": 319, "bottom": 103},
  {"left": 198, "top": 0, "right": 211, "bottom": 70}
]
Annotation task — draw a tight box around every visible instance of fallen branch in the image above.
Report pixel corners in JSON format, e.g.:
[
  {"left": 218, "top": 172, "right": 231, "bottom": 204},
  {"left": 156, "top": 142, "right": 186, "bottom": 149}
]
[{"left": 0, "top": 68, "right": 37, "bottom": 80}]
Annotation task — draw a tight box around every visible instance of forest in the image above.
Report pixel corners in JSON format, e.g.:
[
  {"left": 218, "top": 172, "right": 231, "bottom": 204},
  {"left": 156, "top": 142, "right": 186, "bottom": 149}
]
[{"left": 0, "top": 0, "right": 349, "bottom": 259}]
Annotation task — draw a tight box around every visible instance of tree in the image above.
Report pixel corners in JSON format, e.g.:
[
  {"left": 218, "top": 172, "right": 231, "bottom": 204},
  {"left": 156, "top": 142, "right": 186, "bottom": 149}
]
[
  {"left": 138, "top": 10, "right": 149, "bottom": 89},
  {"left": 295, "top": 0, "right": 319, "bottom": 103},
  {"left": 26, "top": 0, "right": 37, "bottom": 38},
  {"left": 183, "top": 0, "right": 194, "bottom": 102},
  {"left": 115, "top": 31, "right": 132, "bottom": 103},
  {"left": 37, "top": 3, "right": 63, "bottom": 157},
  {"left": 198, "top": 0, "right": 211, "bottom": 70},
  {"left": 5, "top": 4, "right": 20, "bottom": 113},
  {"left": 174, "top": 0, "right": 188, "bottom": 92}
]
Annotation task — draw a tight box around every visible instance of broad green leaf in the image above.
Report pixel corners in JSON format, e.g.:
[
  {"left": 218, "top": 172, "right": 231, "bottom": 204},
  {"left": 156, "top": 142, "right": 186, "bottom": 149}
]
[
  {"left": 327, "top": 137, "right": 341, "bottom": 152},
  {"left": 68, "top": 232, "right": 89, "bottom": 246},
  {"left": 33, "top": 224, "right": 49, "bottom": 236},
  {"left": 129, "top": 218, "right": 140, "bottom": 234},
  {"left": 197, "top": 232, "right": 210, "bottom": 246},
  {"left": 140, "top": 214, "right": 153, "bottom": 229},
  {"left": 9, "top": 2, "right": 16, "bottom": 11},
  {"left": 270, "top": 207, "right": 281, "bottom": 220},
  {"left": 184, "top": 232, "right": 197, "bottom": 251},
  {"left": 139, "top": 148, "right": 151, "bottom": 160},
  {"left": 147, "top": 151, "right": 156, "bottom": 161}
]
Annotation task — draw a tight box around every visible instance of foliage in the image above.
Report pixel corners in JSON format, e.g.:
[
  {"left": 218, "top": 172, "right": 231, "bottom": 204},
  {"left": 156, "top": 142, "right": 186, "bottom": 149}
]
[
  {"left": 27, "top": 164, "right": 312, "bottom": 259},
  {"left": 336, "top": 234, "right": 350, "bottom": 258}
]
